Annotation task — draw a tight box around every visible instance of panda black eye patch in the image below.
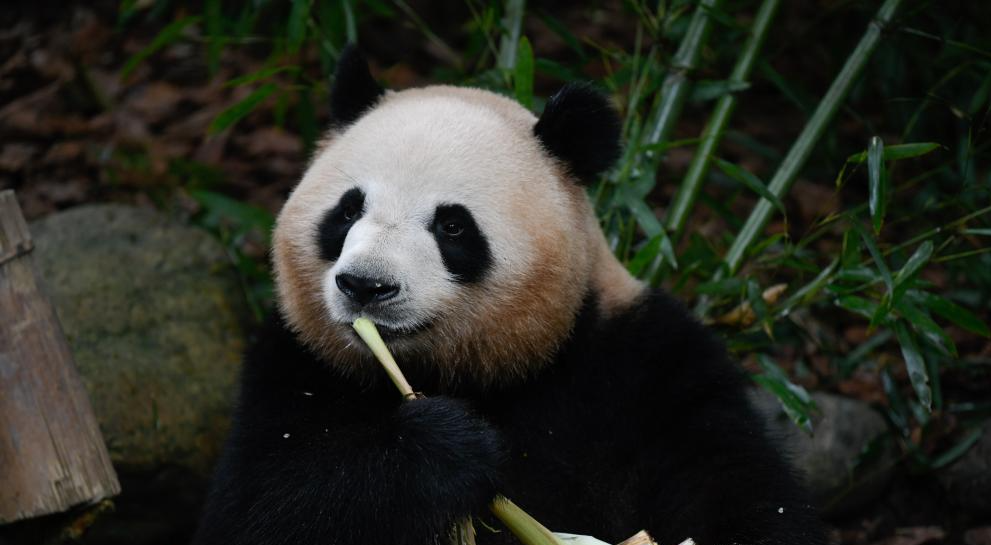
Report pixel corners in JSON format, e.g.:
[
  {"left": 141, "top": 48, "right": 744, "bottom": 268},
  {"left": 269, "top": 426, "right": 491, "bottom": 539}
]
[
  {"left": 317, "top": 187, "right": 365, "bottom": 262},
  {"left": 431, "top": 204, "right": 492, "bottom": 283}
]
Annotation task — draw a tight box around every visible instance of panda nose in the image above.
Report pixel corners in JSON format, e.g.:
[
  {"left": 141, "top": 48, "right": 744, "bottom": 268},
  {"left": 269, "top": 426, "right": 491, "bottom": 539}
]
[{"left": 335, "top": 273, "right": 400, "bottom": 306}]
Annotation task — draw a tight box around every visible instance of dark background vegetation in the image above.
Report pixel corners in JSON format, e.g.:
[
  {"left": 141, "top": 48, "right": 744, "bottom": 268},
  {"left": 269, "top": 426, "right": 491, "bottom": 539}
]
[{"left": 1, "top": 0, "right": 989, "bottom": 544}]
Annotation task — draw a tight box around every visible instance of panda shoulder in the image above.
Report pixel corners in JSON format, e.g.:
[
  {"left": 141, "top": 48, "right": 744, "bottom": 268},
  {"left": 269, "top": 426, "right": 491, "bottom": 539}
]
[
  {"left": 594, "top": 289, "right": 747, "bottom": 392},
  {"left": 238, "top": 315, "right": 331, "bottom": 397}
]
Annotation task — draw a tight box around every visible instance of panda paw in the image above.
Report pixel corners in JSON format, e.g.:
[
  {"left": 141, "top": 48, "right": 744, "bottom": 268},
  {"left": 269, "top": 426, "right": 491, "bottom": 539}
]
[{"left": 394, "top": 396, "right": 505, "bottom": 505}]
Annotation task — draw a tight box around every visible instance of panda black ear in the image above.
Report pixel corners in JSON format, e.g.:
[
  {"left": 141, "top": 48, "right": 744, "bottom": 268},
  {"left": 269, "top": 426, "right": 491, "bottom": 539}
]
[
  {"left": 330, "top": 45, "right": 385, "bottom": 128},
  {"left": 533, "top": 83, "right": 622, "bottom": 185}
]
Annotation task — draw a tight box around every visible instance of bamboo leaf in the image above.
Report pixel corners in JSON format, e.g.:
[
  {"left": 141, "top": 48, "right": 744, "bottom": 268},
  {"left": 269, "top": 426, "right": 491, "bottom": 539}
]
[
  {"left": 122, "top": 16, "right": 201, "bottom": 78},
  {"left": 896, "top": 298, "right": 957, "bottom": 357},
  {"left": 868, "top": 136, "right": 888, "bottom": 233},
  {"left": 835, "top": 295, "right": 880, "bottom": 320},
  {"left": 210, "top": 83, "right": 279, "bottom": 133},
  {"left": 841, "top": 229, "right": 862, "bottom": 267},
  {"left": 627, "top": 235, "right": 662, "bottom": 277},
  {"left": 205, "top": 0, "right": 222, "bottom": 73},
  {"left": 190, "top": 189, "right": 276, "bottom": 234},
  {"left": 638, "top": 137, "right": 701, "bottom": 153},
  {"left": 854, "top": 221, "right": 894, "bottom": 294},
  {"left": 287, "top": 0, "right": 310, "bottom": 53},
  {"left": 689, "top": 79, "right": 751, "bottom": 102},
  {"left": 752, "top": 354, "right": 816, "bottom": 433},
  {"left": 713, "top": 157, "right": 785, "bottom": 215},
  {"left": 892, "top": 241, "right": 933, "bottom": 301},
  {"left": 657, "top": 227, "right": 679, "bottom": 271},
  {"left": 534, "top": 58, "right": 584, "bottom": 82},
  {"left": 916, "top": 292, "right": 991, "bottom": 337},
  {"left": 514, "top": 36, "right": 534, "bottom": 109},
  {"left": 892, "top": 320, "right": 932, "bottom": 412},
  {"left": 746, "top": 278, "right": 770, "bottom": 323},
  {"left": 837, "top": 330, "right": 892, "bottom": 377},
  {"left": 622, "top": 192, "right": 663, "bottom": 237},
  {"left": 930, "top": 428, "right": 984, "bottom": 469},
  {"left": 696, "top": 277, "right": 745, "bottom": 296},
  {"left": 777, "top": 259, "right": 837, "bottom": 315},
  {"left": 845, "top": 142, "right": 941, "bottom": 164},
  {"left": 884, "top": 142, "right": 941, "bottom": 160},
  {"left": 536, "top": 11, "right": 585, "bottom": 58},
  {"left": 226, "top": 66, "right": 300, "bottom": 87},
  {"left": 833, "top": 267, "right": 878, "bottom": 285}
]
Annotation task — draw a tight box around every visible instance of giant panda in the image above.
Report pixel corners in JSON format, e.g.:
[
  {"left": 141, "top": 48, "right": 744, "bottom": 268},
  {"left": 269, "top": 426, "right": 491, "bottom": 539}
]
[{"left": 191, "top": 46, "right": 828, "bottom": 545}]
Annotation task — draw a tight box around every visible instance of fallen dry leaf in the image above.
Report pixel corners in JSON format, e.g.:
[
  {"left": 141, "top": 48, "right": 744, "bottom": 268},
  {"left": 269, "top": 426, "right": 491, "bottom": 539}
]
[
  {"left": 42, "top": 141, "right": 84, "bottom": 165},
  {"left": 123, "top": 81, "right": 185, "bottom": 124},
  {"left": 0, "top": 144, "right": 37, "bottom": 172},
  {"left": 714, "top": 283, "right": 787, "bottom": 327}
]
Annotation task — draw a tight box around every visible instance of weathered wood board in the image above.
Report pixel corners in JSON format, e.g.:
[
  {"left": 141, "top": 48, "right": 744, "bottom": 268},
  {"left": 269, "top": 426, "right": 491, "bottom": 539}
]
[{"left": 0, "top": 190, "right": 121, "bottom": 523}]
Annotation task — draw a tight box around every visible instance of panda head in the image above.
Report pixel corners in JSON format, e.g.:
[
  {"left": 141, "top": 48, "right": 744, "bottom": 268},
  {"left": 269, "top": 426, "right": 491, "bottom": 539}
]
[{"left": 273, "top": 47, "right": 644, "bottom": 386}]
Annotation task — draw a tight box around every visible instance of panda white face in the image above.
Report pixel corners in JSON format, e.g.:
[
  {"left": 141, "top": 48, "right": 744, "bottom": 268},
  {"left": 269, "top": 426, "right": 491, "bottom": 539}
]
[
  {"left": 272, "top": 50, "right": 639, "bottom": 385},
  {"left": 276, "top": 88, "right": 588, "bottom": 373},
  {"left": 313, "top": 91, "right": 539, "bottom": 342}
]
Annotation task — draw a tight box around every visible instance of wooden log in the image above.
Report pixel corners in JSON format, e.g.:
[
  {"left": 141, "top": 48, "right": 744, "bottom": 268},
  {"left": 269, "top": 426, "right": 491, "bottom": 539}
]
[{"left": 0, "top": 190, "right": 120, "bottom": 524}]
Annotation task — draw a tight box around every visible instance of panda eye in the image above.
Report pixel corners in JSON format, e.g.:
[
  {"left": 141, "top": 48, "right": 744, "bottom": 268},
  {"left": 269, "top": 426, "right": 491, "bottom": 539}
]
[
  {"left": 343, "top": 205, "right": 359, "bottom": 221},
  {"left": 440, "top": 221, "right": 464, "bottom": 237}
]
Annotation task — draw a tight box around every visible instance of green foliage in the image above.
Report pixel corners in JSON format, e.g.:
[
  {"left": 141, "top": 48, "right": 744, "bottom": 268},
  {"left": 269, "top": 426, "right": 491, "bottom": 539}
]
[
  {"left": 513, "top": 37, "right": 535, "bottom": 109},
  {"left": 210, "top": 83, "right": 280, "bottom": 134},
  {"left": 121, "top": 16, "right": 201, "bottom": 78},
  {"left": 117, "top": 0, "right": 991, "bottom": 468},
  {"left": 188, "top": 189, "right": 276, "bottom": 322},
  {"left": 752, "top": 354, "right": 817, "bottom": 434}
]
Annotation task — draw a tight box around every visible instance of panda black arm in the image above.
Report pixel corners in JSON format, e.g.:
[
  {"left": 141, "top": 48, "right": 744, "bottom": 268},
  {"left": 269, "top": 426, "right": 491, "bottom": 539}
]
[
  {"left": 636, "top": 381, "right": 827, "bottom": 545},
  {"left": 606, "top": 294, "right": 828, "bottom": 545},
  {"left": 191, "top": 319, "right": 504, "bottom": 545}
]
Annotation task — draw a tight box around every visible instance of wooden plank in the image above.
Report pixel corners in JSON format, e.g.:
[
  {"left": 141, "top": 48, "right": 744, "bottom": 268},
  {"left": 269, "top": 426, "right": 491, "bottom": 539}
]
[{"left": 0, "top": 190, "right": 121, "bottom": 523}]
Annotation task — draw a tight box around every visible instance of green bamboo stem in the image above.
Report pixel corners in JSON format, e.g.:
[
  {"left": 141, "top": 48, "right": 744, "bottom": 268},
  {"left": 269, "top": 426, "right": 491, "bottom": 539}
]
[
  {"left": 626, "top": 0, "right": 722, "bottom": 280},
  {"left": 665, "top": 0, "right": 782, "bottom": 240},
  {"left": 352, "top": 318, "right": 565, "bottom": 545},
  {"left": 490, "top": 497, "right": 563, "bottom": 545},
  {"left": 716, "top": 0, "right": 904, "bottom": 279},
  {"left": 640, "top": 0, "right": 724, "bottom": 157},
  {"left": 497, "top": 0, "right": 527, "bottom": 71}
]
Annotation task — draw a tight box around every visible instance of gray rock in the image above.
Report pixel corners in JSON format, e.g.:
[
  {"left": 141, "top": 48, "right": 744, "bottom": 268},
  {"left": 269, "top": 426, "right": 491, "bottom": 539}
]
[
  {"left": 938, "top": 420, "right": 991, "bottom": 517},
  {"left": 751, "top": 389, "right": 897, "bottom": 518},
  {"left": 30, "top": 204, "right": 248, "bottom": 476}
]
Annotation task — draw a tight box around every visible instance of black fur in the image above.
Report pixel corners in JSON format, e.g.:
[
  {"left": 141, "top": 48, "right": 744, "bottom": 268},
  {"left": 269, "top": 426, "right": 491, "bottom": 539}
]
[
  {"left": 330, "top": 45, "right": 385, "bottom": 128},
  {"left": 431, "top": 204, "right": 492, "bottom": 283},
  {"left": 192, "top": 292, "right": 828, "bottom": 545},
  {"left": 317, "top": 187, "right": 365, "bottom": 262},
  {"left": 533, "top": 83, "right": 622, "bottom": 184}
]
